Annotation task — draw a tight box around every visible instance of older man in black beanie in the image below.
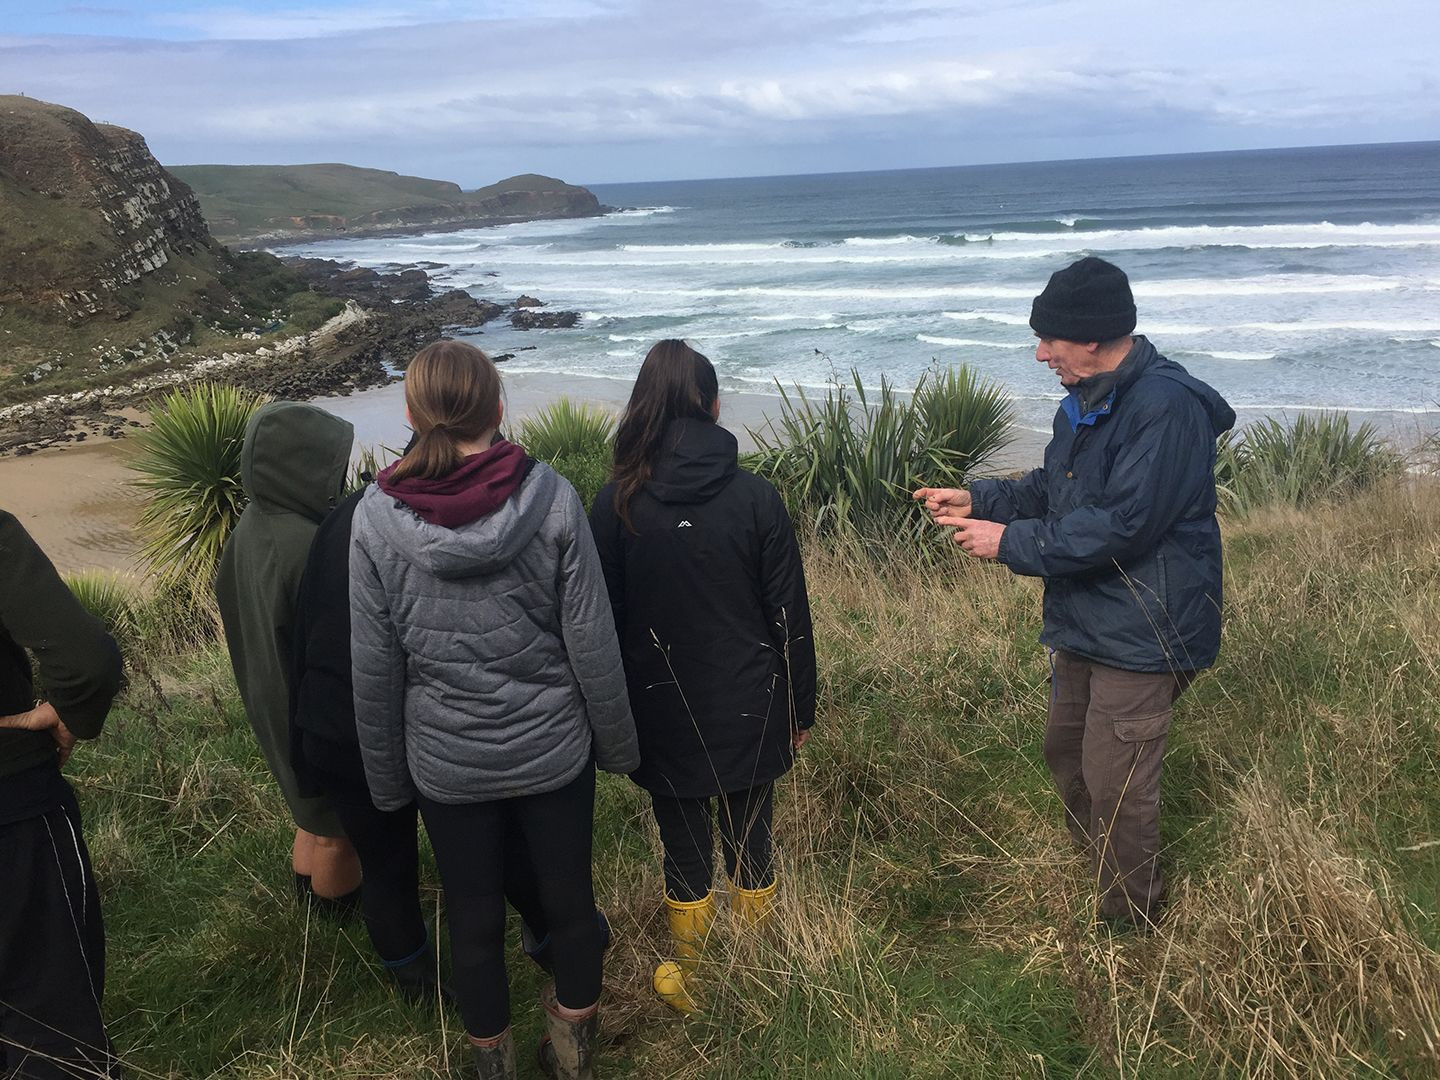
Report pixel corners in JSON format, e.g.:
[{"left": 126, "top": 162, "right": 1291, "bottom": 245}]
[{"left": 916, "top": 256, "right": 1236, "bottom": 930}]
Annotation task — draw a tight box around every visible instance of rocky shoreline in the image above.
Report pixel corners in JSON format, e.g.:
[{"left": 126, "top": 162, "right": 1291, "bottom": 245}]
[{"left": 0, "top": 259, "right": 582, "bottom": 457}]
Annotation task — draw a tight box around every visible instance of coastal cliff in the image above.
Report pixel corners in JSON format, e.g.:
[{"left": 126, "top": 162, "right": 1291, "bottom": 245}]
[
  {"left": 167, "top": 163, "right": 606, "bottom": 245},
  {"left": 0, "top": 96, "right": 226, "bottom": 329}
]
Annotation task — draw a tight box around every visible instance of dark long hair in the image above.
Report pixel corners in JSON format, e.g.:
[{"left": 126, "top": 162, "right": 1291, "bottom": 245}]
[
  {"left": 611, "top": 339, "right": 718, "bottom": 529},
  {"left": 386, "top": 340, "right": 502, "bottom": 483}
]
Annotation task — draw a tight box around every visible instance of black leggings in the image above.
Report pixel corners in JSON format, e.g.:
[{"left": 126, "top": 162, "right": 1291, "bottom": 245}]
[
  {"left": 651, "top": 784, "right": 775, "bottom": 903},
  {"left": 316, "top": 777, "right": 428, "bottom": 964},
  {"left": 419, "top": 764, "right": 600, "bottom": 1038}
]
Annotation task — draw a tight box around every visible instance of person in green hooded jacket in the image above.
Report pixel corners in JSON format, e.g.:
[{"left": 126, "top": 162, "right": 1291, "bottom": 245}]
[{"left": 215, "top": 401, "right": 362, "bottom": 907}]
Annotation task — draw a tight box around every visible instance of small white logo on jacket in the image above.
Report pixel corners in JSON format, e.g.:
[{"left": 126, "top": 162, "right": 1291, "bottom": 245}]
[{"left": 677, "top": 520, "right": 693, "bottom": 528}]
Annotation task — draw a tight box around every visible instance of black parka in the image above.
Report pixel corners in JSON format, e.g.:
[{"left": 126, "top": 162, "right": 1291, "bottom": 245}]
[
  {"left": 288, "top": 488, "right": 367, "bottom": 799},
  {"left": 590, "top": 419, "right": 816, "bottom": 798}
]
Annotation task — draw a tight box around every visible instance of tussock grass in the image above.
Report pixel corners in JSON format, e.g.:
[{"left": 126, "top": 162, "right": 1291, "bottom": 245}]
[{"left": 68, "top": 479, "right": 1440, "bottom": 1077}]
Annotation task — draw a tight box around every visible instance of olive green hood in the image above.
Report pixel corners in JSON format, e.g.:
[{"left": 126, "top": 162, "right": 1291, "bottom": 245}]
[{"left": 240, "top": 401, "right": 354, "bottom": 520}]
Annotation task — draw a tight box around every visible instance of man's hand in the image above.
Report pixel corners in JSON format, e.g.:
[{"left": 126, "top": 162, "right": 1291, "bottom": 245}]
[
  {"left": 0, "top": 701, "right": 76, "bottom": 766},
  {"left": 951, "top": 518, "right": 1006, "bottom": 560},
  {"left": 913, "top": 487, "right": 972, "bottom": 524},
  {"left": 0, "top": 700, "right": 60, "bottom": 732},
  {"left": 793, "top": 728, "right": 811, "bottom": 751}
]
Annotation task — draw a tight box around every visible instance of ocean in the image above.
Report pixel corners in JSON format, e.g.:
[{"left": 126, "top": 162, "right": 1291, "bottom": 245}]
[{"left": 287, "top": 142, "right": 1440, "bottom": 441}]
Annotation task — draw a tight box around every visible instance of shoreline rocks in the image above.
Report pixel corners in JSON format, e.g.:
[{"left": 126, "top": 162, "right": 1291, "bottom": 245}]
[{"left": 0, "top": 259, "right": 583, "bottom": 456}]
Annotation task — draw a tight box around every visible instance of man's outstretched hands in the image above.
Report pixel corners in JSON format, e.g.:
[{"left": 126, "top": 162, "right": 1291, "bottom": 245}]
[
  {"left": 0, "top": 701, "right": 77, "bottom": 766},
  {"left": 913, "top": 487, "right": 971, "bottom": 524},
  {"left": 912, "top": 486, "right": 1005, "bottom": 561}
]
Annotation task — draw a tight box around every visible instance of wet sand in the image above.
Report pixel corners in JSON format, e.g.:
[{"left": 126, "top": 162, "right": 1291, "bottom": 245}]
[
  {"left": 0, "top": 439, "right": 144, "bottom": 574},
  {"left": 3, "top": 371, "right": 1047, "bottom": 574}
]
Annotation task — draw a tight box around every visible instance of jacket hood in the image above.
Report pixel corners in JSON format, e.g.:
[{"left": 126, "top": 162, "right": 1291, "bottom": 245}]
[
  {"left": 376, "top": 439, "right": 530, "bottom": 529},
  {"left": 646, "top": 418, "right": 738, "bottom": 503},
  {"left": 1118, "top": 337, "right": 1237, "bottom": 438},
  {"left": 241, "top": 402, "right": 354, "bottom": 521},
  {"left": 363, "top": 460, "right": 559, "bottom": 580}
]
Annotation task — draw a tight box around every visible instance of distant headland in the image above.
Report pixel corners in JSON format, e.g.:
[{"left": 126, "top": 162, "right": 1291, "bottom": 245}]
[{"left": 167, "top": 163, "right": 608, "bottom": 247}]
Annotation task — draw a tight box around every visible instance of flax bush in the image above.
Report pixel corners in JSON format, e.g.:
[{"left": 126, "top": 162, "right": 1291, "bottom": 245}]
[
  {"left": 129, "top": 383, "right": 268, "bottom": 582},
  {"left": 1215, "top": 411, "right": 1402, "bottom": 517},
  {"left": 747, "top": 366, "right": 1014, "bottom": 541},
  {"left": 516, "top": 397, "right": 617, "bottom": 509}
]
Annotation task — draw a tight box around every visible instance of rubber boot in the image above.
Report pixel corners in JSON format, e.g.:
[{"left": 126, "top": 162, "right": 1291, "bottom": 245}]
[
  {"left": 730, "top": 878, "right": 778, "bottom": 928},
  {"left": 383, "top": 928, "right": 454, "bottom": 1005},
  {"left": 652, "top": 891, "right": 715, "bottom": 1015},
  {"left": 470, "top": 1027, "right": 516, "bottom": 1080},
  {"left": 537, "top": 983, "right": 597, "bottom": 1080}
]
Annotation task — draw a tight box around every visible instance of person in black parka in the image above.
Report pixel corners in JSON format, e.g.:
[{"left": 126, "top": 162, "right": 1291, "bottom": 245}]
[
  {"left": 0, "top": 510, "right": 123, "bottom": 1079},
  {"left": 590, "top": 339, "right": 817, "bottom": 1015}
]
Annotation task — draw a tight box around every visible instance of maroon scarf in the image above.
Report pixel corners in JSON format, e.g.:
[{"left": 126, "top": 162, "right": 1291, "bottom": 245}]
[{"left": 377, "top": 439, "right": 530, "bottom": 528}]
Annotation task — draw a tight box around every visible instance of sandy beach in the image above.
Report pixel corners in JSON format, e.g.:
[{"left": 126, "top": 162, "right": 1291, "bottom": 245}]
[
  {"left": 1, "top": 369, "right": 1047, "bottom": 575},
  {"left": 0, "top": 439, "right": 145, "bottom": 574}
]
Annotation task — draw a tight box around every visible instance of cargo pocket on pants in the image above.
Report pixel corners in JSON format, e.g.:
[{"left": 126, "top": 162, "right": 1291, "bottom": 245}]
[{"left": 1112, "top": 711, "right": 1171, "bottom": 743}]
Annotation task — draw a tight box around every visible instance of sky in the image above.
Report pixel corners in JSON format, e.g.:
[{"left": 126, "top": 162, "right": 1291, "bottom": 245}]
[{"left": 1, "top": 0, "right": 1437, "bottom": 186}]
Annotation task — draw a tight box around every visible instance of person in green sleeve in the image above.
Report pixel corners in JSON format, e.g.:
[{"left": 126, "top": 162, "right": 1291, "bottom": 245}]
[
  {"left": 0, "top": 509, "right": 124, "bottom": 1079},
  {"left": 214, "top": 401, "right": 362, "bottom": 911}
]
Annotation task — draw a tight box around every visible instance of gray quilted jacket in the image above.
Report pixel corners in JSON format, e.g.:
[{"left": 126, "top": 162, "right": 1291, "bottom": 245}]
[{"left": 349, "top": 462, "right": 639, "bottom": 810}]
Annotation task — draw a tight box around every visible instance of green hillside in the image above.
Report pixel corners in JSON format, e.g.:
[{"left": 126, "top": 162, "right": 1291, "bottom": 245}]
[{"left": 169, "top": 163, "right": 604, "bottom": 243}]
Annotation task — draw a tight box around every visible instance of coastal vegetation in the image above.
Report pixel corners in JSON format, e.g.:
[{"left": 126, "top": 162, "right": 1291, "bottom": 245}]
[
  {"left": 128, "top": 383, "right": 268, "bottom": 583},
  {"left": 748, "top": 367, "right": 1016, "bottom": 540},
  {"left": 1214, "top": 410, "right": 1404, "bottom": 517},
  {"left": 516, "top": 397, "right": 618, "bottom": 509},
  {"left": 56, "top": 395, "right": 1438, "bottom": 1077}
]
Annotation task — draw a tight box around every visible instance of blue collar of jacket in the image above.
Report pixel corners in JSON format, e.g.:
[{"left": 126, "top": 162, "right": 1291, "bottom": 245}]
[
  {"left": 1058, "top": 337, "right": 1158, "bottom": 431},
  {"left": 1061, "top": 387, "right": 1115, "bottom": 430}
]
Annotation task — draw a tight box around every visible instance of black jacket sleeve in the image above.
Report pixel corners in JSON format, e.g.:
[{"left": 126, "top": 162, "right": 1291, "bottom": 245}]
[
  {"left": 0, "top": 511, "right": 122, "bottom": 738},
  {"left": 756, "top": 486, "right": 817, "bottom": 730},
  {"left": 587, "top": 483, "right": 628, "bottom": 634}
]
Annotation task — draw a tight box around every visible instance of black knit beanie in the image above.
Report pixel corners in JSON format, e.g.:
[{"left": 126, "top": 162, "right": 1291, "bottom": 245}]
[{"left": 1029, "top": 256, "right": 1137, "bottom": 343}]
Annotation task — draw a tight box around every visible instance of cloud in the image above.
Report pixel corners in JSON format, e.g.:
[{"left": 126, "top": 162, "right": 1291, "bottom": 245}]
[
  {"left": 0, "top": 0, "right": 1435, "bottom": 181},
  {"left": 147, "top": 0, "right": 615, "bottom": 41}
]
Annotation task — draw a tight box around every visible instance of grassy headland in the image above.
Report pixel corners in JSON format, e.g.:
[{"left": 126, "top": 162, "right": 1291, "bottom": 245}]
[
  {"left": 64, "top": 428, "right": 1440, "bottom": 1077},
  {"left": 168, "top": 164, "right": 605, "bottom": 246}
]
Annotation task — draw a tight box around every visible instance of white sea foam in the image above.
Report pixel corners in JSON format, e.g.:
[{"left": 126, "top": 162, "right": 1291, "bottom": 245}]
[
  {"left": 1192, "top": 350, "right": 1279, "bottom": 361},
  {"left": 941, "top": 311, "right": 1032, "bottom": 326},
  {"left": 918, "top": 334, "right": 1030, "bottom": 349},
  {"left": 1232, "top": 403, "right": 1440, "bottom": 414},
  {"left": 609, "top": 206, "right": 680, "bottom": 217},
  {"left": 841, "top": 234, "right": 928, "bottom": 246}
]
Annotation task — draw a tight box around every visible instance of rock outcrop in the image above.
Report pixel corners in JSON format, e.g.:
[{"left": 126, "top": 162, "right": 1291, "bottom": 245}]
[{"left": 0, "top": 95, "right": 225, "bottom": 324}]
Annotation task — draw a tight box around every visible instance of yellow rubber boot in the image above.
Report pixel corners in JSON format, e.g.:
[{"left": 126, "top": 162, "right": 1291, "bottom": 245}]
[
  {"left": 730, "top": 879, "right": 778, "bottom": 928},
  {"left": 653, "top": 892, "right": 716, "bottom": 1015}
]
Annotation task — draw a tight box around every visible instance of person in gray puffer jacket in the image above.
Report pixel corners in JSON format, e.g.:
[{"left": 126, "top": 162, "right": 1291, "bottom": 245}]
[{"left": 350, "top": 339, "right": 637, "bottom": 1080}]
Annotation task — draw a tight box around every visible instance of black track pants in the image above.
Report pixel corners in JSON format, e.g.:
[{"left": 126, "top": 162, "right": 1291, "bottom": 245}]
[
  {"left": 0, "top": 785, "right": 118, "bottom": 1080},
  {"left": 651, "top": 784, "right": 775, "bottom": 903}
]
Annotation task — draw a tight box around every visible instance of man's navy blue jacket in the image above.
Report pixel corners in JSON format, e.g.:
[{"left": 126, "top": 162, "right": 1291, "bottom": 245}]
[{"left": 970, "top": 337, "right": 1236, "bottom": 673}]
